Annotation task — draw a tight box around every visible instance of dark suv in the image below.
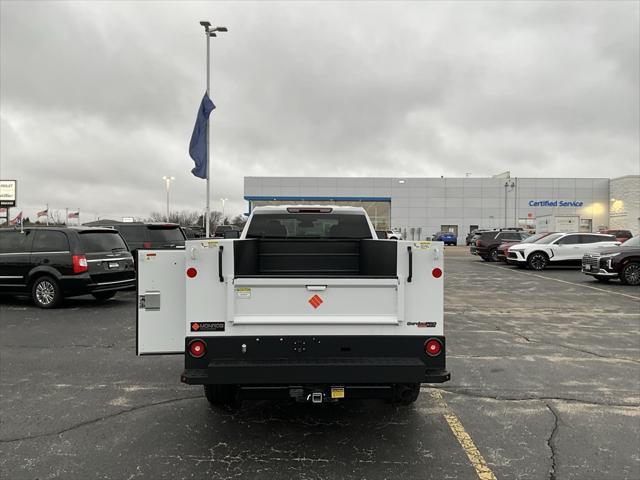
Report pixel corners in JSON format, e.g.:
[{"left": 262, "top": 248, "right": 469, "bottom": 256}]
[
  {"left": 475, "top": 230, "right": 529, "bottom": 261},
  {"left": 582, "top": 235, "right": 640, "bottom": 285},
  {"left": 0, "top": 227, "right": 135, "bottom": 308},
  {"left": 111, "top": 223, "right": 186, "bottom": 253}
]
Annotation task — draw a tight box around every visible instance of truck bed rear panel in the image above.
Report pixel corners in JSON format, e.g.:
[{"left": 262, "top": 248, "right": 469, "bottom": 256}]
[{"left": 233, "top": 239, "right": 397, "bottom": 277}]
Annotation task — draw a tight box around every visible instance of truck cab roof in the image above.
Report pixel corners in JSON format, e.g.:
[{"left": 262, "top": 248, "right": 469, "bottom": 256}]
[
  {"left": 251, "top": 205, "right": 368, "bottom": 215},
  {"left": 243, "top": 205, "right": 376, "bottom": 239}
]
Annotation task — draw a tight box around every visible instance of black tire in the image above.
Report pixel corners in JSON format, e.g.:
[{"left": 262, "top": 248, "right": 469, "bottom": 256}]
[
  {"left": 488, "top": 248, "right": 498, "bottom": 262},
  {"left": 481, "top": 255, "right": 491, "bottom": 262},
  {"left": 527, "top": 252, "right": 549, "bottom": 271},
  {"left": 204, "top": 384, "right": 241, "bottom": 408},
  {"left": 31, "top": 276, "right": 62, "bottom": 309},
  {"left": 620, "top": 262, "right": 640, "bottom": 286},
  {"left": 393, "top": 383, "right": 420, "bottom": 405},
  {"left": 92, "top": 291, "right": 117, "bottom": 301},
  {"left": 594, "top": 276, "right": 611, "bottom": 283}
]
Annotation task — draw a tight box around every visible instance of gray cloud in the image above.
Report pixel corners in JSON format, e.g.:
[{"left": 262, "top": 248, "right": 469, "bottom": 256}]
[{"left": 1, "top": 0, "right": 638, "bottom": 221}]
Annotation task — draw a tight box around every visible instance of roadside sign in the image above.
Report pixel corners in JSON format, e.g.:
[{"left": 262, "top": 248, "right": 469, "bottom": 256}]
[{"left": 0, "top": 180, "right": 17, "bottom": 207}]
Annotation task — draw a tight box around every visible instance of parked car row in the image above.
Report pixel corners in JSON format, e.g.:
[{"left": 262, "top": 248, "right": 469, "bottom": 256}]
[
  {"left": 0, "top": 222, "right": 253, "bottom": 308},
  {"left": 0, "top": 226, "right": 136, "bottom": 308},
  {"left": 470, "top": 228, "right": 639, "bottom": 286}
]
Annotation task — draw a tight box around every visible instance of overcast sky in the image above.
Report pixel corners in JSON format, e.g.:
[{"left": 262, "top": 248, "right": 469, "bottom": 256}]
[{"left": 1, "top": 0, "right": 638, "bottom": 222}]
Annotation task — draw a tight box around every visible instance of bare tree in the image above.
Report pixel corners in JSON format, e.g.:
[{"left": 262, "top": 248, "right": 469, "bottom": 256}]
[{"left": 230, "top": 214, "right": 247, "bottom": 229}]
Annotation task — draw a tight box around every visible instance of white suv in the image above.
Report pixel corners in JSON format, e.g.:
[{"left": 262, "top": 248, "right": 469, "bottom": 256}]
[{"left": 507, "top": 233, "right": 619, "bottom": 270}]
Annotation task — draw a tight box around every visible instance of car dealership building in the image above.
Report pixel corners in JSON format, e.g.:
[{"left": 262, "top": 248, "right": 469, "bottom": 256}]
[{"left": 244, "top": 175, "right": 639, "bottom": 242}]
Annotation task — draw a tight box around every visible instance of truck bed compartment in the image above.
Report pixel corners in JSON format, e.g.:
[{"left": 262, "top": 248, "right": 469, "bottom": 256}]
[{"left": 233, "top": 239, "right": 397, "bottom": 277}]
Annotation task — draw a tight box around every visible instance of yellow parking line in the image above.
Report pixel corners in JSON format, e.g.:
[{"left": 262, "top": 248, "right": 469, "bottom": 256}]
[{"left": 431, "top": 390, "right": 498, "bottom": 480}]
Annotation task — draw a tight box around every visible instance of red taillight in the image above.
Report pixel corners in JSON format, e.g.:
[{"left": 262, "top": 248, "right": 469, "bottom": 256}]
[
  {"left": 72, "top": 254, "right": 88, "bottom": 274},
  {"left": 188, "top": 339, "right": 206, "bottom": 358},
  {"left": 143, "top": 242, "right": 152, "bottom": 248},
  {"left": 432, "top": 267, "right": 443, "bottom": 279},
  {"left": 476, "top": 240, "right": 482, "bottom": 247},
  {"left": 425, "top": 339, "right": 442, "bottom": 356},
  {"left": 186, "top": 267, "right": 197, "bottom": 278}
]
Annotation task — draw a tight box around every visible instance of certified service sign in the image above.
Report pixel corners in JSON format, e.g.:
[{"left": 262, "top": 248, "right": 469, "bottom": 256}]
[{"left": 0, "top": 180, "right": 17, "bottom": 207}]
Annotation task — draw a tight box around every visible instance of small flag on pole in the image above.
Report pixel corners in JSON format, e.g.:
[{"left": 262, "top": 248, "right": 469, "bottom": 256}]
[
  {"left": 10, "top": 211, "right": 23, "bottom": 225},
  {"left": 68, "top": 211, "right": 80, "bottom": 219},
  {"left": 189, "top": 93, "right": 216, "bottom": 179},
  {"left": 37, "top": 208, "right": 48, "bottom": 217}
]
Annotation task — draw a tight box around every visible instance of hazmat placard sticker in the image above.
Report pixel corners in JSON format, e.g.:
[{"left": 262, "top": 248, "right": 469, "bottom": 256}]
[
  {"left": 200, "top": 240, "right": 219, "bottom": 248},
  {"left": 235, "top": 287, "right": 251, "bottom": 298},
  {"left": 414, "top": 241, "right": 432, "bottom": 249}
]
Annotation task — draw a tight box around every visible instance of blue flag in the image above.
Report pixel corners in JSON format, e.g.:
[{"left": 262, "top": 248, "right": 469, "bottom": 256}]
[{"left": 189, "top": 93, "right": 216, "bottom": 179}]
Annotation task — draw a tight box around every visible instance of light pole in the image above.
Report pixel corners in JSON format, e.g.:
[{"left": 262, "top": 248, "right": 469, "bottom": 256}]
[
  {"left": 220, "top": 197, "right": 228, "bottom": 224},
  {"left": 504, "top": 180, "right": 515, "bottom": 228},
  {"left": 162, "top": 176, "right": 175, "bottom": 222},
  {"left": 199, "top": 21, "right": 228, "bottom": 237}
]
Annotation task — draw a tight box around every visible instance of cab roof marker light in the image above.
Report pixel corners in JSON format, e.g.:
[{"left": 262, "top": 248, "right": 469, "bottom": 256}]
[{"left": 287, "top": 207, "right": 333, "bottom": 213}]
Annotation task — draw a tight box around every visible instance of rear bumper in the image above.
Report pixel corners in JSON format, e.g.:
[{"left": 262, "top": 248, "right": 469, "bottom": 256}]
[
  {"left": 181, "top": 335, "right": 449, "bottom": 386},
  {"left": 62, "top": 276, "right": 136, "bottom": 296}
]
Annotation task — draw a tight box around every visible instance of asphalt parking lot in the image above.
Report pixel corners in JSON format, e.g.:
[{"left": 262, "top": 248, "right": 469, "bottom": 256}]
[{"left": 1, "top": 246, "right": 638, "bottom": 480}]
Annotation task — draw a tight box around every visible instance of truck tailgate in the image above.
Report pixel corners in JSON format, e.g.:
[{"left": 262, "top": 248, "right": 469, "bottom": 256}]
[{"left": 231, "top": 278, "right": 400, "bottom": 325}]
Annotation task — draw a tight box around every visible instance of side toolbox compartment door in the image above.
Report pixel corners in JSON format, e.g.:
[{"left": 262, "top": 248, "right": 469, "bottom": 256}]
[
  {"left": 136, "top": 249, "right": 185, "bottom": 355},
  {"left": 185, "top": 239, "right": 234, "bottom": 329},
  {"left": 398, "top": 240, "right": 444, "bottom": 336}
]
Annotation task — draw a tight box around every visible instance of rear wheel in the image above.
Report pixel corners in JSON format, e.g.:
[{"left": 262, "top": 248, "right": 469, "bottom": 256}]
[
  {"left": 93, "top": 291, "right": 116, "bottom": 301},
  {"left": 620, "top": 262, "right": 640, "bottom": 285},
  {"left": 31, "top": 276, "right": 62, "bottom": 309},
  {"left": 392, "top": 383, "right": 420, "bottom": 405},
  {"left": 527, "top": 252, "right": 549, "bottom": 271},
  {"left": 204, "top": 384, "right": 241, "bottom": 408},
  {"left": 488, "top": 248, "right": 498, "bottom": 262}
]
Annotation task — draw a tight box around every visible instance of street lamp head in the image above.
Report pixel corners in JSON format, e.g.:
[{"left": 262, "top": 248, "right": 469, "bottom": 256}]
[
  {"left": 208, "top": 32, "right": 217, "bottom": 37},
  {"left": 199, "top": 21, "right": 211, "bottom": 28},
  {"left": 214, "top": 26, "right": 228, "bottom": 32}
]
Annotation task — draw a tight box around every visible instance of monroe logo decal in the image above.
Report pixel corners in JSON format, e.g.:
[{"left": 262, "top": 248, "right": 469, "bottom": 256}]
[{"left": 190, "top": 322, "right": 225, "bottom": 332}]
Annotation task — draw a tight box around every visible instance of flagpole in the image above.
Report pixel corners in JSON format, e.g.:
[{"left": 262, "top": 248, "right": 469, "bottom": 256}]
[
  {"left": 205, "top": 27, "right": 211, "bottom": 237},
  {"left": 46, "top": 203, "right": 49, "bottom": 226},
  {"left": 199, "top": 21, "right": 227, "bottom": 237}
]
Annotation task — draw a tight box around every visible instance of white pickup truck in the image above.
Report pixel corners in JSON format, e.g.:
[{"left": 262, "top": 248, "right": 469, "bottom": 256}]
[{"left": 136, "top": 206, "right": 449, "bottom": 407}]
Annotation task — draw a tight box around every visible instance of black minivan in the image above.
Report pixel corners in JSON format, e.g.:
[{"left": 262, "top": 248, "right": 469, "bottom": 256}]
[{"left": 0, "top": 227, "right": 135, "bottom": 308}]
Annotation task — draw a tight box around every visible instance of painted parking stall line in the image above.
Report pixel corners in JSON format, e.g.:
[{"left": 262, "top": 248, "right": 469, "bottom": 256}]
[
  {"left": 480, "top": 262, "right": 640, "bottom": 301},
  {"left": 429, "top": 389, "right": 498, "bottom": 480}
]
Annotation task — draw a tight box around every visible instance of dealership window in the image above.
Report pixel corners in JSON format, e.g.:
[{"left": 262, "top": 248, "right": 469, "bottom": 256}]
[
  {"left": 580, "top": 219, "right": 593, "bottom": 233},
  {"left": 249, "top": 199, "right": 391, "bottom": 230}
]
